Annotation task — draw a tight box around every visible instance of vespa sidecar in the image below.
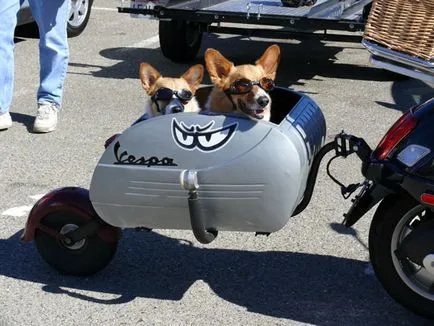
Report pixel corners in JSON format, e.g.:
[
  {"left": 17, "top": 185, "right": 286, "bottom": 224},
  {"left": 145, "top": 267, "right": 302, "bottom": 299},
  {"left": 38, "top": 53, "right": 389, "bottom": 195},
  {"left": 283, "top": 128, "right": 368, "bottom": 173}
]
[{"left": 21, "top": 85, "right": 327, "bottom": 276}]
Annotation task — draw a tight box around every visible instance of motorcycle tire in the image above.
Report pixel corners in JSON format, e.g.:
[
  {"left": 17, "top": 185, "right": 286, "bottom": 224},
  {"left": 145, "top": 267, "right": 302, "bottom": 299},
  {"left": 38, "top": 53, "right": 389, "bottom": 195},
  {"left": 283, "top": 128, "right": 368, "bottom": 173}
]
[{"left": 369, "top": 194, "right": 434, "bottom": 319}]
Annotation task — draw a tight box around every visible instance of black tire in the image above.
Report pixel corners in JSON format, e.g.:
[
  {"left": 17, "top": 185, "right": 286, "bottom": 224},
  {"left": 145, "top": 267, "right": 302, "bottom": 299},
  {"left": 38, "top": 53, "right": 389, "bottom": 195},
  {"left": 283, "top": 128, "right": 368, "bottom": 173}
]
[
  {"left": 67, "top": 0, "right": 93, "bottom": 38},
  {"left": 369, "top": 194, "right": 434, "bottom": 319},
  {"left": 35, "top": 211, "right": 119, "bottom": 276},
  {"left": 159, "top": 20, "right": 202, "bottom": 63}
]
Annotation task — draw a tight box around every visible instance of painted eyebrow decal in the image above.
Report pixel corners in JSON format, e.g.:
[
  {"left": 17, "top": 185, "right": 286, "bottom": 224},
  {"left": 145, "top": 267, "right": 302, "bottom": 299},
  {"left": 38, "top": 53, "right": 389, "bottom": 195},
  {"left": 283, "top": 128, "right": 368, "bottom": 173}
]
[{"left": 172, "top": 118, "right": 238, "bottom": 152}]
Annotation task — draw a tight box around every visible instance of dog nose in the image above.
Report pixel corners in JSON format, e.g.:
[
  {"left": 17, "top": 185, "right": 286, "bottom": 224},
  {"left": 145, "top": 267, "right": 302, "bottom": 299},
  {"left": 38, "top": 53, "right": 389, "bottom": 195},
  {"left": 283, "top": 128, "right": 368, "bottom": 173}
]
[
  {"left": 257, "top": 96, "right": 269, "bottom": 108},
  {"left": 166, "top": 99, "right": 184, "bottom": 114}
]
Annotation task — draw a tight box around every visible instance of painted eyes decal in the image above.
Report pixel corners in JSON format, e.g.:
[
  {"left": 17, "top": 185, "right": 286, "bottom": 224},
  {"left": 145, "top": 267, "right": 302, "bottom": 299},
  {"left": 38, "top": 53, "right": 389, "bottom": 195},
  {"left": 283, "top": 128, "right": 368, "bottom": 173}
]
[{"left": 172, "top": 118, "right": 238, "bottom": 152}]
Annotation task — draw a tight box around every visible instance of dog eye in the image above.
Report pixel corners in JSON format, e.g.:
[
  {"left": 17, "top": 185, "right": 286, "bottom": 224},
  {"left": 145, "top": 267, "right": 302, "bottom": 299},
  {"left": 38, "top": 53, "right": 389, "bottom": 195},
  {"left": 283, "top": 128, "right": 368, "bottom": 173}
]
[
  {"left": 177, "top": 89, "right": 193, "bottom": 102},
  {"left": 235, "top": 78, "right": 251, "bottom": 86},
  {"left": 233, "top": 79, "right": 251, "bottom": 93},
  {"left": 155, "top": 88, "right": 173, "bottom": 101},
  {"left": 260, "top": 78, "right": 275, "bottom": 91}
]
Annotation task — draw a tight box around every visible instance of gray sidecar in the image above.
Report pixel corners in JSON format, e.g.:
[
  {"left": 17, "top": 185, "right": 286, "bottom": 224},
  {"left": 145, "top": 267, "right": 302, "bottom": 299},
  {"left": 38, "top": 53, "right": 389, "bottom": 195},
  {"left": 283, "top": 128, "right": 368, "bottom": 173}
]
[{"left": 89, "top": 86, "right": 326, "bottom": 239}]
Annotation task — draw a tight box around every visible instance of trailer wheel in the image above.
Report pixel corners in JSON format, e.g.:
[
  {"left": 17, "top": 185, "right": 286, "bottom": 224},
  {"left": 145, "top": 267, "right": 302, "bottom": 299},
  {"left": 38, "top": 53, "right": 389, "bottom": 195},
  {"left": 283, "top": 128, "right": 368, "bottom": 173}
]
[
  {"left": 35, "top": 212, "right": 119, "bottom": 276},
  {"left": 159, "top": 20, "right": 202, "bottom": 63}
]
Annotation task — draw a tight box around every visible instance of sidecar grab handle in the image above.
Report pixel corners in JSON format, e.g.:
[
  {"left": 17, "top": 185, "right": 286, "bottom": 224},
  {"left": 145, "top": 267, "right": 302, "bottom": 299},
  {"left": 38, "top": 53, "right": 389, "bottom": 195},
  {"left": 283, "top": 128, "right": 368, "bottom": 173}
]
[{"left": 180, "top": 170, "right": 218, "bottom": 244}]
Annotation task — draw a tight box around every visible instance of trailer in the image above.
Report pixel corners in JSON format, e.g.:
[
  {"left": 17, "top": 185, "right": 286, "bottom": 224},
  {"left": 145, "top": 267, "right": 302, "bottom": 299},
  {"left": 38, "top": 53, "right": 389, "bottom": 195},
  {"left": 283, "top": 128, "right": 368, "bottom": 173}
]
[
  {"left": 118, "top": 0, "right": 372, "bottom": 62},
  {"left": 117, "top": 0, "right": 433, "bottom": 83}
]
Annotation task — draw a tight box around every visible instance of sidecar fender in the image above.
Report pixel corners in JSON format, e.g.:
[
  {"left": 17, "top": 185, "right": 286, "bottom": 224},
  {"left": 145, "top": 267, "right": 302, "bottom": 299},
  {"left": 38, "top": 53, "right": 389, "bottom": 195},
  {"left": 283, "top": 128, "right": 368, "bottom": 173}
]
[{"left": 21, "top": 186, "right": 119, "bottom": 243}]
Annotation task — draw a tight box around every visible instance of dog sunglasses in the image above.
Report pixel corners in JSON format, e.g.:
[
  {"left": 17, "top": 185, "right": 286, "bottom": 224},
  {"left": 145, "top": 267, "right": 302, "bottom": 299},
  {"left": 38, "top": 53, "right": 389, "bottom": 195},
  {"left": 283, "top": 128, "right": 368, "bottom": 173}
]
[
  {"left": 152, "top": 87, "right": 193, "bottom": 104},
  {"left": 226, "top": 77, "right": 275, "bottom": 94}
]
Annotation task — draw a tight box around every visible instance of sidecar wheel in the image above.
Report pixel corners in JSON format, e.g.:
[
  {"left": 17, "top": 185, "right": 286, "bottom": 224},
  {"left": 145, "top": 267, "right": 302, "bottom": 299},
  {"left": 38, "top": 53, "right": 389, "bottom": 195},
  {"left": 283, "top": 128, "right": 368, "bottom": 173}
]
[
  {"left": 369, "top": 194, "right": 434, "bottom": 319},
  {"left": 35, "top": 212, "right": 119, "bottom": 276}
]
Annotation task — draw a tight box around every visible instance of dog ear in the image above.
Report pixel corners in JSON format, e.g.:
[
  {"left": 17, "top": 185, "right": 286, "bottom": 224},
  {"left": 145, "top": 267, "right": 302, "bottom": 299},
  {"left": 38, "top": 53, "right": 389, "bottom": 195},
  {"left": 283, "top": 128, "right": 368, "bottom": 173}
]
[
  {"left": 181, "top": 64, "right": 204, "bottom": 93},
  {"left": 255, "top": 44, "right": 281, "bottom": 80},
  {"left": 205, "top": 48, "right": 234, "bottom": 89},
  {"left": 139, "top": 63, "right": 161, "bottom": 94}
]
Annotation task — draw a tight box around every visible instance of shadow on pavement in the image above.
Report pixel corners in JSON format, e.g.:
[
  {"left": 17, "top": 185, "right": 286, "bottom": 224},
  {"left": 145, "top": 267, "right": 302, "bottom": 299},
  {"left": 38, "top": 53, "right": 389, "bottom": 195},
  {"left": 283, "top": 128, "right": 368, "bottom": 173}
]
[
  {"left": 377, "top": 78, "right": 433, "bottom": 113},
  {"left": 9, "top": 112, "right": 35, "bottom": 133},
  {"left": 68, "top": 33, "right": 403, "bottom": 88},
  {"left": 0, "top": 228, "right": 430, "bottom": 325}
]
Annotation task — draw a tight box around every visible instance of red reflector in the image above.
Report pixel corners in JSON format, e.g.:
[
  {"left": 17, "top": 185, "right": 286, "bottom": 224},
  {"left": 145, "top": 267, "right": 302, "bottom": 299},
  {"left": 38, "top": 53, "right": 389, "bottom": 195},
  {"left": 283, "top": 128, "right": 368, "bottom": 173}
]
[
  {"left": 420, "top": 193, "right": 434, "bottom": 205},
  {"left": 373, "top": 111, "right": 418, "bottom": 160}
]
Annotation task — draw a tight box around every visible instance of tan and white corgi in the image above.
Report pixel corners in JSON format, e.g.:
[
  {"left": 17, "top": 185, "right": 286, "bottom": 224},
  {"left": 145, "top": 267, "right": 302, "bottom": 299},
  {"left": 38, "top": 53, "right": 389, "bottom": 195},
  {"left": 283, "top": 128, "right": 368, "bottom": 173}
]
[
  {"left": 204, "top": 44, "right": 281, "bottom": 121},
  {"left": 139, "top": 62, "right": 204, "bottom": 118}
]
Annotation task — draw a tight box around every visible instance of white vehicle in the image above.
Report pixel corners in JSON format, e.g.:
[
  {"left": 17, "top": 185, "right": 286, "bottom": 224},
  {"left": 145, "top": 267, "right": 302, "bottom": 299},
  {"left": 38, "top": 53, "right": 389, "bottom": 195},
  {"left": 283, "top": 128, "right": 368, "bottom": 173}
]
[{"left": 17, "top": 0, "right": 93, "bottom": 37}]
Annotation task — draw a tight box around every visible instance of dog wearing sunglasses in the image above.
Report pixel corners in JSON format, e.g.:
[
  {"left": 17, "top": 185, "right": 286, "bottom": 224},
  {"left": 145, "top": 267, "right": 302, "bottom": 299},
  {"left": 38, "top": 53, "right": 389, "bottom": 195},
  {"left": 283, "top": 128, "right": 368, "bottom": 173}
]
[
  {"left": 204, "top": 44, "right": 281, "bottom": 121},
  {"left": 139, "top": 62, "right": 204, "bottom": 118}
]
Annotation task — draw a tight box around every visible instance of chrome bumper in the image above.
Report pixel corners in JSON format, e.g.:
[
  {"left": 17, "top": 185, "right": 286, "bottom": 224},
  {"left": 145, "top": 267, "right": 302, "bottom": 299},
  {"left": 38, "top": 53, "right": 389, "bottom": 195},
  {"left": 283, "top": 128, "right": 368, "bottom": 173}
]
[{"left": 362, "top": 39, "right": 434, "bottom": 84}]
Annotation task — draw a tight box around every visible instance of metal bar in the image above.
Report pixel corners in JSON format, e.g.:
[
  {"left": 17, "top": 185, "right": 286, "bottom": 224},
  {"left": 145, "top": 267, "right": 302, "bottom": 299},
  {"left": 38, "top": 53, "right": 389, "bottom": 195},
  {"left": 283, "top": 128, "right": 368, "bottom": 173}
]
[
  {"left": 362, "top": 39, "right": 434, "bottom": 72},
  {"left": 64, "top": 220, "right": 100, "bottom": 243},
  {"left": 207, "top": 25, "right": 363, "bottom": 42},
  {"left": 369, "top": 56, "right": 434, "bottom": 84},
  {"left": 186, "top": 0, "right": 367, "bottom": 20},
  {"left": 37, "top": 223, "right": 66, "bottom": 240},
  {"left": 118, "top": 6, "right": 365, "bottom": 31},
  {"left": 118, "top": 6, "right": 156, "bottom": 15},
  {"left": 166, "top": 0, "right": 230, "bottom": 10},
  {"left": 209, "top": 0, "right": 322, "bottom": 17}
]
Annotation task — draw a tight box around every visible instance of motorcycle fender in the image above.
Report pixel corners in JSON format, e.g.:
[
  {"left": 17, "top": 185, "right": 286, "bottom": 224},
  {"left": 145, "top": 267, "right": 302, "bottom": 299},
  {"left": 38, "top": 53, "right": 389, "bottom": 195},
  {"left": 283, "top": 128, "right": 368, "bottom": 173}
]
[
  {"left": 343, "top": 184, "right": 392, "bottom": 227},
  {"left": 20, "top": 187, "right": 119, "bottom": 243}
]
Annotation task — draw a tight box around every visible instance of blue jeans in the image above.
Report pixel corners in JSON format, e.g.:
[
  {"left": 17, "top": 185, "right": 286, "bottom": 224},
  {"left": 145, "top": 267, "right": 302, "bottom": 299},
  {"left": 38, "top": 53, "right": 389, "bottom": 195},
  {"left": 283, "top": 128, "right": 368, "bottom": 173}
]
[{"left": 0, "top": 0, "right": 70, "bottom": 114}]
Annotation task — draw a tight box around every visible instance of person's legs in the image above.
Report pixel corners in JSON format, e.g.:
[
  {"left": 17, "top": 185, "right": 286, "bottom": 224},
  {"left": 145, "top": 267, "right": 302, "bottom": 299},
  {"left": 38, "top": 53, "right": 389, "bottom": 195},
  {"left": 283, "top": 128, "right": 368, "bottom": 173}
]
[
  {"left": 0, "top": 0, "right": 21, "bottom": 130},
  {"left": 28, "top": 0, "right": 70, "bottom": 132}
]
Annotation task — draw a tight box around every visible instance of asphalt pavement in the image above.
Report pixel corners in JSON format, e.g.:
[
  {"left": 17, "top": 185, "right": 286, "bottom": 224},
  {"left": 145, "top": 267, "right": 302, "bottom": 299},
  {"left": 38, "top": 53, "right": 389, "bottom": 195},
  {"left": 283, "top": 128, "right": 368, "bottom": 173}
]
[{"left": 0, "top": 1, "right": 433, "bottom": 325}]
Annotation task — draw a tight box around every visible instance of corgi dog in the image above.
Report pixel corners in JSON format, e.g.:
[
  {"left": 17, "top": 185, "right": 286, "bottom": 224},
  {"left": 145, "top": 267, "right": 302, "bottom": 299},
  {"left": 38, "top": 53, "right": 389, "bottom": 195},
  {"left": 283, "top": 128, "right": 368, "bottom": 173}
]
[
  {"left": 204, "top": 44, "right": 281, "bottom": 121},
  {"left": 139, "top": 62, "right": 204, "bottom": 118}
]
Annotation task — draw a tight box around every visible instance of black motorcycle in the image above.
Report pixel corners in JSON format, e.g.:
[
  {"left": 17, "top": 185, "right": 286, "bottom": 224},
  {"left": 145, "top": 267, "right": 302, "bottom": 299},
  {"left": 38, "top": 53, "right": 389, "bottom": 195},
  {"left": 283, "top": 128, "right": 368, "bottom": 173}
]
[{"left": 305, "top": 97, "right": 434, "bottom": 319}]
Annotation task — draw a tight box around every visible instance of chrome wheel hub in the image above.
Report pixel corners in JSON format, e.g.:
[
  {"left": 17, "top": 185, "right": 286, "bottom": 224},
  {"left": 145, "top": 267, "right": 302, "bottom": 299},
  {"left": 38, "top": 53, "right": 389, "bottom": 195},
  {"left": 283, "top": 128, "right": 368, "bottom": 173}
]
[
  {"left": 392, "top": 208, "right": 434, "bottom": 301},
  {"left": 423, "top": 254, "right": 434, "bottom": 276},
  {"left": 69, "top": 0, "right": 88, "bottom": 28},
  {"left": 60, "top": 224, "right": 86, "bottom": 250}
]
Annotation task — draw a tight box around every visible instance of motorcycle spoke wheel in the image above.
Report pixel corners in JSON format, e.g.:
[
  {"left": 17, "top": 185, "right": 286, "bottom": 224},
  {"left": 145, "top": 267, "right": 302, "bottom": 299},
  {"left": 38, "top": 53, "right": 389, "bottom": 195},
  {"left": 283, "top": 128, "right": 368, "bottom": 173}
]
[{"left": 392, "top": 208, "right": 434, "bottom": 301}]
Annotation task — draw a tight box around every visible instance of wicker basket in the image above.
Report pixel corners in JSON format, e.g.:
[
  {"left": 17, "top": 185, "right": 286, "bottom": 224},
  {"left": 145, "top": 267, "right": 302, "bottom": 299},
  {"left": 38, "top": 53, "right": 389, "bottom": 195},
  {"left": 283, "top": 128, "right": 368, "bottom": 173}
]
[{"left": 363, "top": 0, "right": 434, "bottom": 61}]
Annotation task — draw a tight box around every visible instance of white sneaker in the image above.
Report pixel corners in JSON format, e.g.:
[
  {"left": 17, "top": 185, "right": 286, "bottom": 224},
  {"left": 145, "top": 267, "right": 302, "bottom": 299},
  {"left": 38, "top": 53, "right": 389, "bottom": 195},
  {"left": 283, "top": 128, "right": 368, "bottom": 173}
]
[
  {"left": 0, "top": 112, "right": 12, "bottom": 130},
  {"left": 33, "top": 103, "right": 59, "bottom": 133}
]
